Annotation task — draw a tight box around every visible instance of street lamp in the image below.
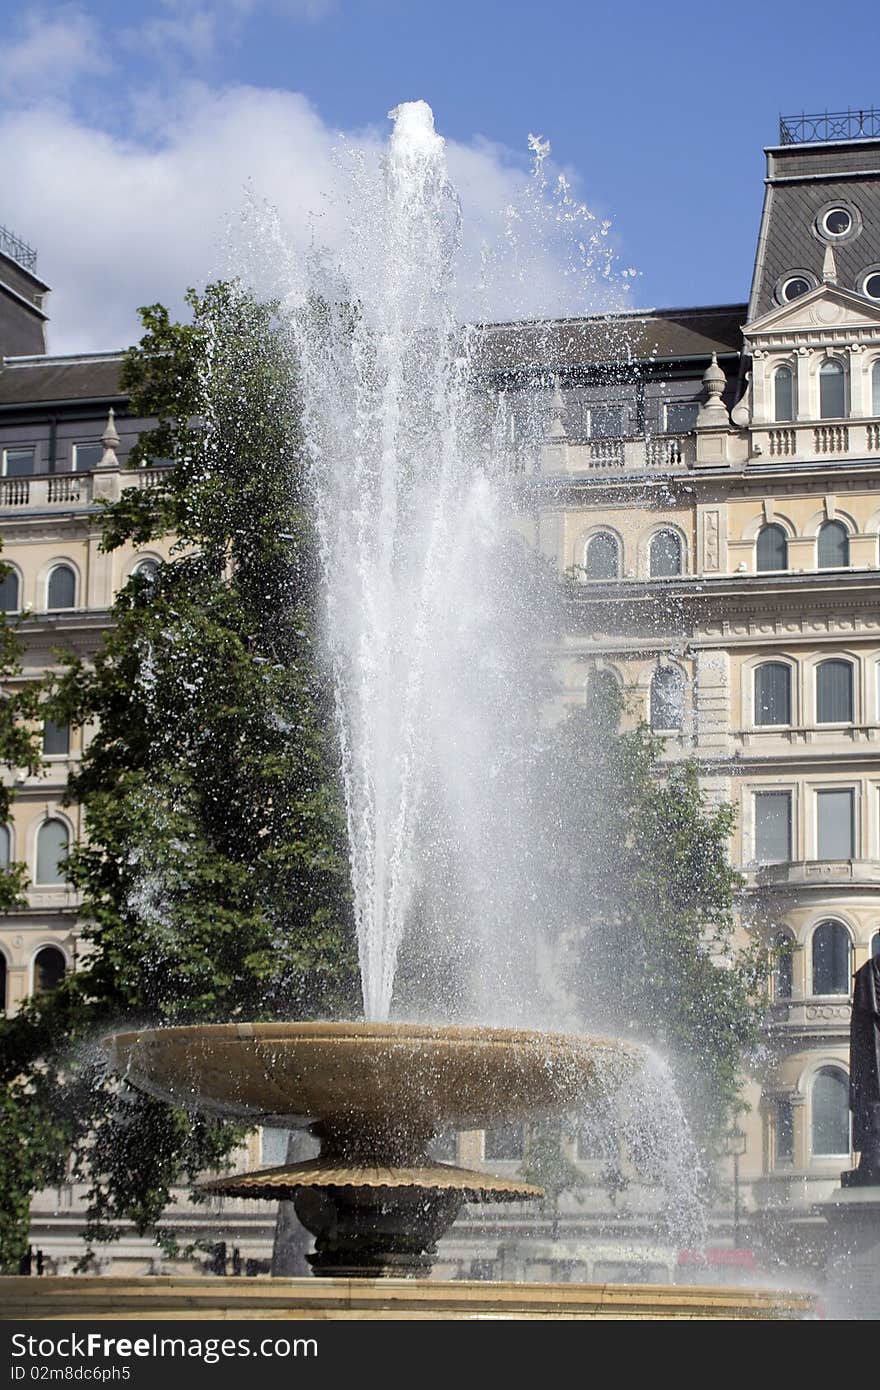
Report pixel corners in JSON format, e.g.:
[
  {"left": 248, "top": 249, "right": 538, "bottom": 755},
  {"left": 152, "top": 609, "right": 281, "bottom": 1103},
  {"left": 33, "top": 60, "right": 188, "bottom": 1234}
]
[{"left": 724, "top": 1126, "right": 747, "bottom": 1247}]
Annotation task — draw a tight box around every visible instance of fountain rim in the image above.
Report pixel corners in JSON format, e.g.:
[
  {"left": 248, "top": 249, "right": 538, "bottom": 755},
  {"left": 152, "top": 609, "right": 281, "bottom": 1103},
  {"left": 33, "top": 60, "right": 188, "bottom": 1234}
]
[{"left": 106, "top": 1021, "right": 638, "bottom": 1053}]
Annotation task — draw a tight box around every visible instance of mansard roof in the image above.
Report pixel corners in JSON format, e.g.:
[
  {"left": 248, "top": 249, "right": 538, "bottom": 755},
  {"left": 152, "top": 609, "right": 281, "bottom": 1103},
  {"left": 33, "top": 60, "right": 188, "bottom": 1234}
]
[
  {"left": 0, "top": 352, "right": 124, "bottom": 408},
  {"left": 476, "top": 303, "right": 746, "bottom": 378},
  {"left": 748, "top": 138, "right": 880, "bottom": 322}
]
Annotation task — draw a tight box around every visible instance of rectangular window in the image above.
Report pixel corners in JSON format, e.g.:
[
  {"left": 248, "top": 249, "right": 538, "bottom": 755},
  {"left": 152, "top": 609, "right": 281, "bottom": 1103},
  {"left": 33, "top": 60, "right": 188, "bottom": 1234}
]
[
  {"left": 72, "top": 443, "right": 103, "bottom": 471},
  {"left": 817, "top": 788, "right": 855, "bottom": 859},
  {"left": 590, "top": 405, "right": 625, "bottom": 439},
  {"left": 3, "top": 447, "right": 35, "bottom": 477},
  {"left": 775, "top": 1098, "right": 794, "bottom": 1164},
  {"left": 484, "top": 1124, "right": 524, "bottom": 1161},
  {"left": 260, "top": 1127, "right": 291, "bottom": 1167},
  {"left": 42, "top": 720, "right": 70, "bottom": 756},
  {"left": 754, "top": 791, "right": 792, "bottom": 863},
  {"left": 664, "top": 401, "right": 699, "bottom": 433}
]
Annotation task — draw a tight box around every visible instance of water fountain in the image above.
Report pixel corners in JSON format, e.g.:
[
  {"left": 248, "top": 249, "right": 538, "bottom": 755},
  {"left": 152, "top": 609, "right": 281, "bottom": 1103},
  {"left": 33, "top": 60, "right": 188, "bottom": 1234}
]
[
  {"left": 107, "top": 1023, "right": 634, "bottom": 1279},
  {"left": 2, "top": 102, "right": 814, "bottom": 1320}
]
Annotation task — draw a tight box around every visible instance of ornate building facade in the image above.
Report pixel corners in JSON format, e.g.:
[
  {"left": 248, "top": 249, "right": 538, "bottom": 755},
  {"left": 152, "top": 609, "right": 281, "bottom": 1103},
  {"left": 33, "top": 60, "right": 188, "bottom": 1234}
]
[{"left": 2, "top": 114, "right": 880, "bottom": 1280}]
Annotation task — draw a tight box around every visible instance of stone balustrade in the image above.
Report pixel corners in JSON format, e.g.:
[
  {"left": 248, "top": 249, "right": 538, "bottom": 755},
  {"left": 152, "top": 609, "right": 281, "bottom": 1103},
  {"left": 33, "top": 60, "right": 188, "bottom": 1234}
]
[
  {"left": 752, "top": 419, "right": 880, "bottom": 465},
  {"left": 0, "top": 467, "right": 169, "bottom": 513},
  {"left": 539, "top": 432, "right": 695, "bottom": 475}
]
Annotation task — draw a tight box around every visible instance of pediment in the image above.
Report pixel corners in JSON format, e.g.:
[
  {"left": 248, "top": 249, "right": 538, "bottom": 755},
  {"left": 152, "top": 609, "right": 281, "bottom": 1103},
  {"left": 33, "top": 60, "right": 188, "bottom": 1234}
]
[{"left": 744, "top": 283, "right": 880, "bottom": 338}]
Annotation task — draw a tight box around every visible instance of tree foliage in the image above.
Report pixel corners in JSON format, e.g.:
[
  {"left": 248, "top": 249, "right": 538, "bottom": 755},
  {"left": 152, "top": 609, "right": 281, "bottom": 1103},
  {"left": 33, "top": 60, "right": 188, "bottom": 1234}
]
[
  {"left": 542, "top": 682, "right": 765, "bottom": 1151},
  {"left": 0, "top": 284, "right": 357, "bottom": 1267}
]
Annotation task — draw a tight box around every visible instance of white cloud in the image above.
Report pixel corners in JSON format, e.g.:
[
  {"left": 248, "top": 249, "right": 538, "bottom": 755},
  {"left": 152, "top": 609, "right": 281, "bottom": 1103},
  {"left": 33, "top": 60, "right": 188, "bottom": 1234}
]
[
  {"left": 0, "top": 82, "right": 628, "bottom": 355},
  {"left": 3, "top": 6, "right": 109, "bottom": 99}
]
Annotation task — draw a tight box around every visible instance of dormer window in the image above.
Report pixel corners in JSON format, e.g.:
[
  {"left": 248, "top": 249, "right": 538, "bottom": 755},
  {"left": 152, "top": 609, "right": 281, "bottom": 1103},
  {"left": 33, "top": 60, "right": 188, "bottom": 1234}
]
[
  {"left": 862, "top": 271, "right": 880, "bottom": 301},
  {"left": 774, "top": 365, "right": 794, "bottom": 422},
  {"left": 819, "top": 360, "right": 846, "bottom": 419},
  {"left": 781, "top": 276, "right": 810, "bottom": 303},
  {"left": 820, "top": 207, "right": 852, "bottom": 238}
]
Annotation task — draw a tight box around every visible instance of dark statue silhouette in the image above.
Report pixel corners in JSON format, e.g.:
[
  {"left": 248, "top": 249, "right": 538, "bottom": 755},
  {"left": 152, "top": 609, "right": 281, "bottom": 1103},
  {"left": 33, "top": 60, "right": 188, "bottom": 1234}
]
[{"left": 845, "top": 956, "right": 880, "bottom": 1187}]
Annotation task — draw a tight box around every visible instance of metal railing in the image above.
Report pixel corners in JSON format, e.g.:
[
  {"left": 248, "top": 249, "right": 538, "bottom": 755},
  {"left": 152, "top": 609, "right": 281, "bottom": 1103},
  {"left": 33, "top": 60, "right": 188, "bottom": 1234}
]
[
  {"left": 0, "top": 223, "right": 38, "bottom": 273},
  {"left": 779, "top": 109, "right": 880, "bottom": 145}
]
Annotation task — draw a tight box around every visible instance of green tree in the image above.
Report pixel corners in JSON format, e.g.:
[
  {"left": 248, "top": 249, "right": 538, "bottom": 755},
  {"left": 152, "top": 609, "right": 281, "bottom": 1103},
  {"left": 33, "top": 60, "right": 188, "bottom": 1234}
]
[
  {"left": 0, "top": 556, "right": 59, "bottom": 1271},
  {"left": 0, "top": 283, "right": 357, "bottom": 1267},
  {"left": 541, "top": 682, "right": 765, "bottom": 1155}
]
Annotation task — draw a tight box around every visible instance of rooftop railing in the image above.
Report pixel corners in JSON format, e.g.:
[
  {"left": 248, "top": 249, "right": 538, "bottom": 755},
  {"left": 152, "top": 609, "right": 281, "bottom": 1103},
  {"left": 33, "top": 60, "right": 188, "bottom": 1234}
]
[
  {"left": 0, "top": 224, "right": 38, "bottom": 274},
  {"left": 779, "top": 109, "right": 880, "bottom": 145}
]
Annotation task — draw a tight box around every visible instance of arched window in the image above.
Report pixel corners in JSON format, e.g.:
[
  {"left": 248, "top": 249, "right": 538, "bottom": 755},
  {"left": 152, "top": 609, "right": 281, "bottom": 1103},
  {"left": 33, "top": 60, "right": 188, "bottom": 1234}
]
[
  {"left": 774, "top": 366, "right": 794, "bottom": 422},
  {"left": 811, "top": 921, "right": 851, "bottom": 996},
  {"left": 873, "top": 931, "right": 880, "bottom": 959},
  {"left": 46, "top": 565, "right": 76, "bottom": 611},
  {"left": 0, "top": 568, "right": 19, "bottom": 612},
  {"left": 133, "top": 559, "right": 159, "bottom": 582},
  {"left": 817, "top": 520, "right": 849, "bottom": 569},
  {"left": 873, "top": 361, "right": 880, "bottom": 417},
  {"left": 650, "top": 666, "right": 684, "bottom": 732},
  {"left": 33, "top": 946, "right": 66, "bottom": 996},
  {"left": 0, "top": 824, "right": 9, "bottom": 872},
  {"left": 35, "top": 819, "right": 70, "bottom": 886},
  {"left": 816, "top": 659, "right": 853, "bottom": 723},
  {"left": 754, "top": 662, "right": 792, "bottom": 726},
  {"left": 819, "top": 360, "right": 846, "bottom": 419},
  {"left": 773, "top": 931, "right": 794, "bottom": 1001},
  {"left": 756, "top": 524, "right": 788, "bottom": 572},
  {"left": 649, "top": 530, "right": 682, "bottom": 578},
  {"left": 811, "top": 1067, "right": 850, "bottom": 1156},
  {"left": 586, "top": 668, "right": 620, "bottom": 726},
  {"left": 584, "top": 532, "right": 620, "bottom": 580}
]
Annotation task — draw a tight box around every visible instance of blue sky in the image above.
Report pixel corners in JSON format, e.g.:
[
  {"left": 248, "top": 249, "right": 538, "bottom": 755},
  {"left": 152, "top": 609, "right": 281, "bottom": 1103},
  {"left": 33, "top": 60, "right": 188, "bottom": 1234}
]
[{"left": 1, "top": 0, "right": 877, "bottom": 351}]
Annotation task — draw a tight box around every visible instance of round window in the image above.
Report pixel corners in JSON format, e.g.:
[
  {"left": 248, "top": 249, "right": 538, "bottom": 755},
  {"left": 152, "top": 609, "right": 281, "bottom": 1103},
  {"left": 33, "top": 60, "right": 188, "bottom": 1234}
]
[
  {"left": 781, "top": 276, "right": 811, "bottom": 302},
  {"left": 821, "top": 207, "right": 852, "bottom": 238},
  {"left": 863, "top": 271, "right": 880, "bottom": 301}
]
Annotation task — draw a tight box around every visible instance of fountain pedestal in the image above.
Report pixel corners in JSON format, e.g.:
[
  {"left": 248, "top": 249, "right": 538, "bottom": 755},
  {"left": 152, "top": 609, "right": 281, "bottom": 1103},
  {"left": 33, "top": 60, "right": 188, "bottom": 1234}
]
[
  {"left": 818, "top": 1184, "right": 880, "bottom": 1319},
  {"left": 107, "top": 1022, "right": 609, "bottom": 1279}
]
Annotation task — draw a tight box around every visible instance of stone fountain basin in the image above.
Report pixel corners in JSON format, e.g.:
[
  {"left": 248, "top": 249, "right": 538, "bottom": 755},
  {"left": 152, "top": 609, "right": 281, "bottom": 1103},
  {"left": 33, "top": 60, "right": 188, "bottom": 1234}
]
[{"left": 106, "top": 1021, "right": 631, "bottom": 1134}]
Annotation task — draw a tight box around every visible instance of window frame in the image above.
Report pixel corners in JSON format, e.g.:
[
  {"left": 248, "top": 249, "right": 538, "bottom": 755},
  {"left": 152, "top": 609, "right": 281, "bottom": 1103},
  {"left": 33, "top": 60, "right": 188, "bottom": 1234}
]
[
  {"left": 815, "top": 658, "right": 855, "bottom": 725},
  {"left": 2, "top": 445, "right": 37, "bottom": 478},
  {"left": 649, "top": 664, "right": 685, "bottom": 733},
  {"left": 45, "top": 563, "right": 77, "bottom": 612},
  {"left": 753, "top": 660, "right": 793, "bottom": 728},
  {"left": 583, "top": 531, "right": 621, "bottom": 581},
  {"left": 810, "top": 1065, "right": 851, "bottom": 1159},
  {"left": 819, "top": 358, "right": 847, "bottom": 420},
  {"left": 42, "top": 719, "right": 71, "bottom": 758},
  {"left": 648, "top": 528, "right": 683, "bottom": 579},
  {"left": 0, "top": 564, "right": 21, "bottom": 613},
  {"left": 34, "top": 817, "right": 71, "bottom": 887},
  {"left": 817, "top": 520, "right": 850, "bottom": 570},
  {"left": 810, "top": 920, "right": 853, "bottom": 997},
  {"left": 31, "top": 945, "right": 67, "bottom": 997},
  {"left": 815, "top": 786, "right": 856, "bottom": 860},
  {"left": 72, "top": 442, "right": 104, "bottom": 472},
  {"left": 756, "top": 523, "right": 789, "bottom": 573},
  {"left": 773, "top": 364, "right": 794, "bottom": 422},
  {"left": 753, "top": 790, "right": 793, "bottom": 865}
]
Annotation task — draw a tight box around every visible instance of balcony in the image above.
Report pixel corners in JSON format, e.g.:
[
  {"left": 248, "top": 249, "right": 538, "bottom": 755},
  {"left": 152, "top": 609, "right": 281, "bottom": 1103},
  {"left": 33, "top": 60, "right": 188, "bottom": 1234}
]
[
  {"left": 0, "top": 468, "right": 168, "bottom": 514},
  {"left": 750, "top": 419, "right": 880, "bottom": 466},
  {"left": 766, "top": 996, "right": 851, "bottom": 1038},
  {"left": 750, "top": 859, "right": 880, "bottom": 889},
  {"left": 540, "top": 432, "right": 696, "bottom": 476}
]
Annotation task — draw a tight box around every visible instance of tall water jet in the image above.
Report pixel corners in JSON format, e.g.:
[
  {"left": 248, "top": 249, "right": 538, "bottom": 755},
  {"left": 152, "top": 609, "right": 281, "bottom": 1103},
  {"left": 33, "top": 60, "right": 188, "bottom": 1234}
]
[{"left": 293, "top": 101, "right": 549, "bottom": 1022}]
